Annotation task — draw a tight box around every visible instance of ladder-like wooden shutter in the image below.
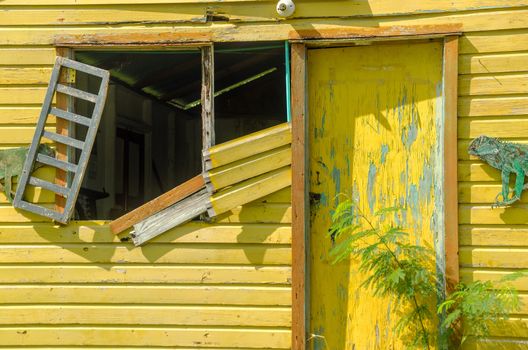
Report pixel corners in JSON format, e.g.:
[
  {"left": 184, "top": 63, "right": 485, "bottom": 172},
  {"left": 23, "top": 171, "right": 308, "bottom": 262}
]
[{"left": 13, "top": 57, "right": 110, "bottom": 224}]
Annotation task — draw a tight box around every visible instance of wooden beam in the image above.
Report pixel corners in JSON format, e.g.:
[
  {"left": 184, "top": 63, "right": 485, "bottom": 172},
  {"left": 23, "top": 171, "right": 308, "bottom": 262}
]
[
  {"left": 52, "top": 24, "right": 462, "bottom": 46},
  {"left": 54, "top": 47, "right": 74, "bottom": 216},
  {"left": 291, "top": 42, "right": 307, "bottom": 350},
  {"left": 201, "top": 45, "right": 215, "bottom": 170},
  {"left": 109, "top": 174, "right": 205, "bottom": 234},
  {"left": 444, "top": 36, "right": 459, "bottom": 291}
]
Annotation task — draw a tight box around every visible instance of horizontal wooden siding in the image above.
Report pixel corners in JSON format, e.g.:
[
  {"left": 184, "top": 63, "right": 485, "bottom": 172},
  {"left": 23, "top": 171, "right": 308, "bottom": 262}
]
[{"left": 2, "top": 1, "right": 528, "bottom": 348}]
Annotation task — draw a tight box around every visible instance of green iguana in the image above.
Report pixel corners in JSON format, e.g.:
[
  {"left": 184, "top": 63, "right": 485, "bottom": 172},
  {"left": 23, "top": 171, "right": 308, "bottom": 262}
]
[
  {"left": 0, "top": 144, "right": 55, "bottom": 203},
  {"left": 468, "top": 135, "right": 528, "bottom": 207}
]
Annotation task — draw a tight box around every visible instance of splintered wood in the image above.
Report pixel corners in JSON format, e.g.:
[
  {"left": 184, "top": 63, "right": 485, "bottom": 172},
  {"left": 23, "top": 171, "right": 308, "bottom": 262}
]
[
  {"left": 130, "top": 189, "right": 209, "bottom": 246},
  {"left": 109, "top": 174, "right": 205, "bottom": 235}
]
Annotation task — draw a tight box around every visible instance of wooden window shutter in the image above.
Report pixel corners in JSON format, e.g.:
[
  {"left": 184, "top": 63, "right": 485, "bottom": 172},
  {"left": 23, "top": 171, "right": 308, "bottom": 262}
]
[{"left": 13, "top": 57, "right": 110, "bottom": 224}]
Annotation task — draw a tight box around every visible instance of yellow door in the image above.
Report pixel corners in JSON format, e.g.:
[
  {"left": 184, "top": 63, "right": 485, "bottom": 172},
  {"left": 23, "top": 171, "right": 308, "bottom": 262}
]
[{"left": 308, "top": 41, "right": 444, "bottom": 349}]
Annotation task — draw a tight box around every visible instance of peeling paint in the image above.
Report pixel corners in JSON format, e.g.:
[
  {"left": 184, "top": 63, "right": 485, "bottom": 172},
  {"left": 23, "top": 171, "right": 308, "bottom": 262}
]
[
  {"left": 367, "top": 163, "right": 377, "bottom": 213},
  {"left": 380, "top": 144, "right": 389, "bottom": 164},
  {"left": 309, "top": 41, "right": 443, "bottom": 349}
]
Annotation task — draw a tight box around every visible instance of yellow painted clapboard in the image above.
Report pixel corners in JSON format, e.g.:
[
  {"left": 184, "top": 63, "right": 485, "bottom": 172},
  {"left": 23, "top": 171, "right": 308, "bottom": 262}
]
[{"left": 203, "top": 122, "right": 291, "bottom": 171}]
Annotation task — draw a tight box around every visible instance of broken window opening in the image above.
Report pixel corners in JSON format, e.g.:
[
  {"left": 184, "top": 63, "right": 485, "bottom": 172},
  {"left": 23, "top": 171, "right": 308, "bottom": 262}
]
[
  {"left": 214, "top": 42, "right": 287, "bottom": 144},
  {"left": 71, "top": 42, "right": 287, "bottom": 221}
]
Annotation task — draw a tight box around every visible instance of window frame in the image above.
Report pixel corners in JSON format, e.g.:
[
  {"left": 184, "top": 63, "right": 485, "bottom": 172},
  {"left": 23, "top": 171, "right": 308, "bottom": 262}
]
[{"left": 54, "top": 44, "right": 214, "bottom": 221}]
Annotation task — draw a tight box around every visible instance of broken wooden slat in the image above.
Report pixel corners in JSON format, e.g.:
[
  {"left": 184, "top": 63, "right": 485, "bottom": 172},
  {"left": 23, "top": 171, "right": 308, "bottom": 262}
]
[
  {"left": 204, "top": 145, "right": 291, "bottom": 193},
  {"left": 109, "top": 174, "right": 205, "bottom": 234},
  {"left": 131, "top": 188, "right": 209, "bottom": 246},
  {"left": 208, "top": 166, "right": 292, "bottom": 217},
  {"left": 203, "top": 122, "right": 291, "bottom": 171}
]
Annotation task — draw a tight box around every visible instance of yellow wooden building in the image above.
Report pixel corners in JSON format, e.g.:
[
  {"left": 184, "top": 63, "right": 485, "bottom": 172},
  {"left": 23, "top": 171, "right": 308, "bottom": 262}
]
[{"left": 0, "top": 1, "right": 528, "bottom": 349}]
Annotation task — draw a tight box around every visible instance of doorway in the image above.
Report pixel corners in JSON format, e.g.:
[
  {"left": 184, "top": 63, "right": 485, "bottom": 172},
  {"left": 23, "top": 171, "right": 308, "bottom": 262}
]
[{"left": 307, "top": 40, "right": 445, "bottom": 349}]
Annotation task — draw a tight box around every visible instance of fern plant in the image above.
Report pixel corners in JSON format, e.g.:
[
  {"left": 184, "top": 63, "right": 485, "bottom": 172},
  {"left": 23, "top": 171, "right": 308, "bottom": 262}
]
[
  {"left": 328, "top": 199, "right": 523, "bottom": 349},
  {"left": 438, "top": 274, "right": 522, "bottom": 347}
]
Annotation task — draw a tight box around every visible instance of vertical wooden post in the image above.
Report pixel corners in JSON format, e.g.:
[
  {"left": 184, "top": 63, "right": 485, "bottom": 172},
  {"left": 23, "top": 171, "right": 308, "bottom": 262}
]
[
  {"left": 201, "top": 45, "right": 215, "bottom": 168},
  {"left": 55, "top": 47, "right": 74, "bottom": 215},
  {"left": 291, "top": 42, "right": 307, "bottom": 350},
  {"left": 444, "top": 36, "right": 459, "bottom": 290}
]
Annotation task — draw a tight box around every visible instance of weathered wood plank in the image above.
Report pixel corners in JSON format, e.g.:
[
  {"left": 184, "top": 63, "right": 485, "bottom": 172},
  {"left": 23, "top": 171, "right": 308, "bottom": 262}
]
[
  {"left": 0, "top": 67, "right": 52, "bottom": 85},
  {"left": 0, "top": 327, "right": 291, "bottom": 348},
  {"left": 458, "top": 96, "right": 528, "bottom": 117},
  {"left": 201, "top": 45, "right": 214, "bottom": 158},
  {"left": 0, "top": 244, "right": 291, "bottom": 264},
  {"left": 0, "top": 108, "right": 51, "bottom": 125},
  {"left": 459, "top": 52, "right": 528, "bottom": 74},
  {"left": 0, "top": 285, "right": 291, "bottom": 305},
  {"left": 458, "top": 162, "right": 499, "bottom": 182},
  {"left": 201, "top": 203, "right": 291, "bottom": 223},
  {"left": 460, "top": 247, "right": 528, "bottom": 268},
  {"left": 258, "top": 187, "right": 291, "bottom": 203},
  {"left": 459, "top": 204, "right": 528, "bottom": 224},
  {"left": 0, "top": 265, "right": 291, "bottom": 284},
  {"left": 0, "top": 0, "right": 276, "bottom": 3},
  {"left": 459, "top": 140, "right": 528, "bottom": 161},
  {"left": 0, "top": 126, "right": 54, "bottom": 144},
  {"left": 0, "top": 206, "right": 52, "bottom": 222},
  {"left": 0, "top": 0, "right": 528, "bottom": 12},
  {"left": 0, "top": 88, "right": 51, "bottom": 105},
  {"left": 0, "top": 202, "right": 292, "bottom": 223},
  {"left": 206, "top": 145, "right": 291, "bottom": 192},
  {"left": 131, "top": 189, "right": 209, "bottom": 246},
  {"left": 0, "top": 7, "right": 206, "bottom": 25},
  {"left": 0, "top": 348, "right": 285, "bottom": 350},
  {"left": 0, "top": 222, "right": 291, "bottom": 244},
  {"left": 290, "top": 41, "right": 306, "bottom": 350},
  {"left": 208, "top": 167, "right": 292, "bottom": 217},
  {"left": 462, "top": 337, "right": 528, "bottom": 350},
  {"left": 460, "top": 268, "right": 528, "bottom": 291},
  {"left": 0, "top": 48, "right": 55, "bottom": 65},
  {"left": 0, "top": 6, "right": 526, "bottom": 33},
  {"left": 461, "top": 29, "right": 528, "bottom": 54},
  {"left": 0, "top": 186, "right": 54, "bottom": 204},
  {"left": 204, "top": 123, "right": 291, "bottom": 171},
  {"left": 444, "top": 35, "right": 460, "bottom": 288},
  {"left": 0, "top": 305, "right": 291, "bottom": 327},
  {"left": 474, "top": 318, "right": 528, "bottom": 337},
  {"left": 459, "top": 73, "right": 528, "bottom": 96},
  {"left": 458, "top": 182, "right": 528, "bottom": 203},
  {"left": 460, "top": 225, "right": 528, "bottom": 246},
  {"left": 458, "top": 117, "right": 528, "bottom": 139},
  {"left": 109, "top": 174, "right": 205, "bottom": 234}
]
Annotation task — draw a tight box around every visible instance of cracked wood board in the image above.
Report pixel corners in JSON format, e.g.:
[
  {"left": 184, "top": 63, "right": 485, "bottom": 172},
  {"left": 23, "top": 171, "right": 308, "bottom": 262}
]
[{"left": 130, "top": 188, "right": 209, "bottom": 246}]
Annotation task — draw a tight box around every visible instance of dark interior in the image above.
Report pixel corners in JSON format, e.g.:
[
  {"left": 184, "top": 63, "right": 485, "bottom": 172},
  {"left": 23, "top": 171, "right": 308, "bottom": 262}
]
[{"left": 73, "top": 42, "right": 287, "bottom": 220}]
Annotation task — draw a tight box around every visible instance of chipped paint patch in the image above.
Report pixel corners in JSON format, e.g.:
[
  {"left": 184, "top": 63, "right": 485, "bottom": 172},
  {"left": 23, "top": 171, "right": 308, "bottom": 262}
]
[
  {"left": 380, "top": 144, "right": 389, "bottom": 164},
  {"left": 332, "top": 167, "right": 341, "bottom": 206},
  {"left": 408, "top": 184, "right": 421, "bottom": 222},
  {"left": 367, "top": 163, "right": 377, "bottom": 213}
]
